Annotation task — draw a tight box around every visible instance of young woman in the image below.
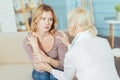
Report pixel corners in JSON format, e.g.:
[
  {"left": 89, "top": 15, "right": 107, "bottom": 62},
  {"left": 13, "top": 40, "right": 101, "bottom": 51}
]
[
  {"left": 36, "top": 7, "right": 120, "bottom": 80},
  {"left": 23, "top": 4, "right": 68, "bottom": 80}
]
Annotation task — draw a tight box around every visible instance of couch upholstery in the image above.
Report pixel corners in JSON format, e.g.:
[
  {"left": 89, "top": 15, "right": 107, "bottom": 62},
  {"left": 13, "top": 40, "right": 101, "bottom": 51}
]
[
  {"left": 0, "top": 32, "right": 33, "bottom": 80},
  {"left": 0, "top": 31, "right": 120, "bottom": 80}
]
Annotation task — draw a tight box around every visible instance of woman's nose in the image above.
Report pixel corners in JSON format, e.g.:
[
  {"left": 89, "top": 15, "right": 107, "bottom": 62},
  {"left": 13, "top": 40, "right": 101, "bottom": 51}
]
[{"left": 45, "top": 19, "right": 49, "bottom": 24}]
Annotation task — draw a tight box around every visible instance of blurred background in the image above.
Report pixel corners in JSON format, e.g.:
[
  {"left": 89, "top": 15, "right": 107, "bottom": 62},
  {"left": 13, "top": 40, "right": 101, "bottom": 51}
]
[{"left": 0, "top": 0, "right": 120, "bottom": 37}]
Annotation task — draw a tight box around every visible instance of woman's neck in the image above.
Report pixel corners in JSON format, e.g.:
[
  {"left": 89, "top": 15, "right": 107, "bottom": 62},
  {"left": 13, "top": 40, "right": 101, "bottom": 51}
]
[{"left": 37, "top": 31, "right": 52, "bottom": 39}]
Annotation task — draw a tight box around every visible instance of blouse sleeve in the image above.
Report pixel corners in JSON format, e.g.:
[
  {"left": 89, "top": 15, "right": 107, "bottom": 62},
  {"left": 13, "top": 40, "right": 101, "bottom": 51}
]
[
  {"left": 55, "top": 30, "right": 68, "bottom": 70},
  {"left": 57, "top": 43, "right": 68, "bottom": 70},
  {"left": 23, "top": 35, "right": 34, "bottom": 62},
  {"left": 63, "top": 51, "right": 76, "bottom": 80},
  {"left": 51, "top": 69, "right": 65, "bottom": 80}
]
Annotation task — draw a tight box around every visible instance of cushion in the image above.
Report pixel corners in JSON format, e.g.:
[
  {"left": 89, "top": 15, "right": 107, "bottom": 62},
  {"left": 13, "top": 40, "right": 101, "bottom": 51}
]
[
  {"left": 0, "top": 32, "right": 31, "bottom": 64},
  {"left": 0, "top": 64, "right": 33, "bottom": 80}
]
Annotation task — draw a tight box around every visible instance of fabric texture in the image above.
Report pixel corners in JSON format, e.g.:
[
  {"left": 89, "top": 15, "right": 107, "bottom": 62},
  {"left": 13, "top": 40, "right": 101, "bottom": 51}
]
[
  {"left": 0, "top": 64, "right": 33, "bottom": 80},
  {"left": 0, "top": 32, "right": 30, "bottom": 64},
  {"left": 52, "top": 30, "right": 120, "bottom": 80}
]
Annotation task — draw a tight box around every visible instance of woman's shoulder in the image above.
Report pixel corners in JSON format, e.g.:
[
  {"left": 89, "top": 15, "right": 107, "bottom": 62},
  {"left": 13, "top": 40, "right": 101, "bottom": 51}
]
[
  {"left": 23, "top": 32, "right": 31, "bottom": 45},
  {"left": 23, "top": 32, "right": 35, "bottom": 43},
  {"left": 53, "top": 30, "right": 64, "bottom": 44},
  {"left": 54, "top": 30, "right": 66, "bottom": 37}
]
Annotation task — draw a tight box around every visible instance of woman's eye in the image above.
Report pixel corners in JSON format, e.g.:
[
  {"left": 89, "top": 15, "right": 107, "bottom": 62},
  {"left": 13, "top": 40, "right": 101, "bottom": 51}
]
[
  {"left": 42, "top": 17, "right": 45, "bottom": 20},
  {"left": 49, "top": 18, "right": 53, "bottom": 21}
]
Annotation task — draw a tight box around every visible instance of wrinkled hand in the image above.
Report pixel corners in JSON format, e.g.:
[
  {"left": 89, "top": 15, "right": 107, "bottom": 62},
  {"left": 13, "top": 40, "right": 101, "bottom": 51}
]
[{"left": 56, "top": 31, "right": 70, "bottom": 47}]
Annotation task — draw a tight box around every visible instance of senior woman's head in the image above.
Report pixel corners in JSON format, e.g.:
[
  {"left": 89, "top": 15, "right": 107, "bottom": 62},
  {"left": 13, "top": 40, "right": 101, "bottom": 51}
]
[{"left": 68, "top": 7, "right": 97, "bottom": 37}]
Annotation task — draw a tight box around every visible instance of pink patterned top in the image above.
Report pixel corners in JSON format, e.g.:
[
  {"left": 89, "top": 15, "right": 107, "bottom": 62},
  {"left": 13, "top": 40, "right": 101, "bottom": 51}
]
[{"left": 23, "top": 31, "right": 68, "bottom": 70}]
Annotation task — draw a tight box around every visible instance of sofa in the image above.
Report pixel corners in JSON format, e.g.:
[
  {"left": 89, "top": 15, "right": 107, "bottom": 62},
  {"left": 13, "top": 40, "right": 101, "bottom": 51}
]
[
  {"left": 0, "top": 31, "right": 120, "bottom": 80},
  {"left": 0, "top": 32, "right": 33, "bottom": 80}
]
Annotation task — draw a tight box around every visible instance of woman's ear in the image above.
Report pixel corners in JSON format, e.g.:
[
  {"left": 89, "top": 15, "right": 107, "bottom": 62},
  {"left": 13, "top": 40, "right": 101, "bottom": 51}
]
[
  {"left": 69, "top": 23, "right": 77, "bottom": 36},
  {"left": 73, "top": 24, "right": 77, "bottom": 30},
  {"left": 72, "top": 24, "right": 77, "bottom": 36}
]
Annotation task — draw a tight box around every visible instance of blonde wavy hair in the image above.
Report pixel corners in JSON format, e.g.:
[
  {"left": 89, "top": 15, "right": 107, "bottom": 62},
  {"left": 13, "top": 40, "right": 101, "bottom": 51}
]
[
  {"left": 31, "top": 4, "right": 58, "bottom": 34},
  {"left": 68, "top": 7, "right": 97, "bottom": 37}
]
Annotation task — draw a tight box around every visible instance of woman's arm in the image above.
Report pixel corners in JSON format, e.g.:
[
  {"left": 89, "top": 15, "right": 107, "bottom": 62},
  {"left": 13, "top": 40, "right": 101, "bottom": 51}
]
[
  {"left": 37, "top": 52, "right": 76, "bottom": 80},
  {"left": 31, "top": 31, "right": 68, "bottom": 70},
  {"left": 23, "top": 33, "right": 42, "bottom": 62},
  {"left": 43, "top": 31, "right": 68, "bottom": 69},
  {"left": 25, "top": 33, "right": 59, "bottom": 68},
  {"left": 23, "top": 33, "right": 48, "bottom": 72},
  {"left": 44, "top": 43, "right": 68, "bottom": 70},
  {"left": 23, "top": 35, "right": 34, "bottom": 61},
  {"left": 57, "top": 43, "right": 68, "bottom": 70}
]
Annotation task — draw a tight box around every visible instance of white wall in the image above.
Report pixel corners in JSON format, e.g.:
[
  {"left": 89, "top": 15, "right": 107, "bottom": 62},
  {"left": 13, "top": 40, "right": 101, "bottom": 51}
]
[{"left": 0, "top": 0, "right": 17, "bottom": 32}]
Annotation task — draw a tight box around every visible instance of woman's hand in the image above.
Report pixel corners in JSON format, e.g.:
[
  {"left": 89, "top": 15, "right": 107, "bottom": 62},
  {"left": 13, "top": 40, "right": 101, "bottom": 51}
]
[
  {"left": 27, "top": 32, "right": 45, "bottom": 55},
  {"left": 33, "top": 62, "right": 52, "bottom": 73},
  {"left": 32, "top": 53, "right": 52, "bottom": 73},
  {"left": 27, "top": 32, "right": 38, "bottom": 49},
  {"left": 34, "top": 53, "right": 51, "bottom": 63},
  {"left": 32, "top": 52, "right": 50, "bottom": 64},
  {"left": 56, "top": 31, "right": 70, "bottom": 47}
]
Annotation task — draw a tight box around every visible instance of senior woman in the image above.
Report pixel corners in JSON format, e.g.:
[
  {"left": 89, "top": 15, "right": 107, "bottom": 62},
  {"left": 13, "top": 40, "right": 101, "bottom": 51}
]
[{"left": 33, "top": 7, "right": 120, "bottom": 80}]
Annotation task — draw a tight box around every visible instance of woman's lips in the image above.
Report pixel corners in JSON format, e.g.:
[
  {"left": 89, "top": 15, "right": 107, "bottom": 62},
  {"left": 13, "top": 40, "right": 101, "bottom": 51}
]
[{"left": 44, "top": 26, "right": 49, "bottom": 29}]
